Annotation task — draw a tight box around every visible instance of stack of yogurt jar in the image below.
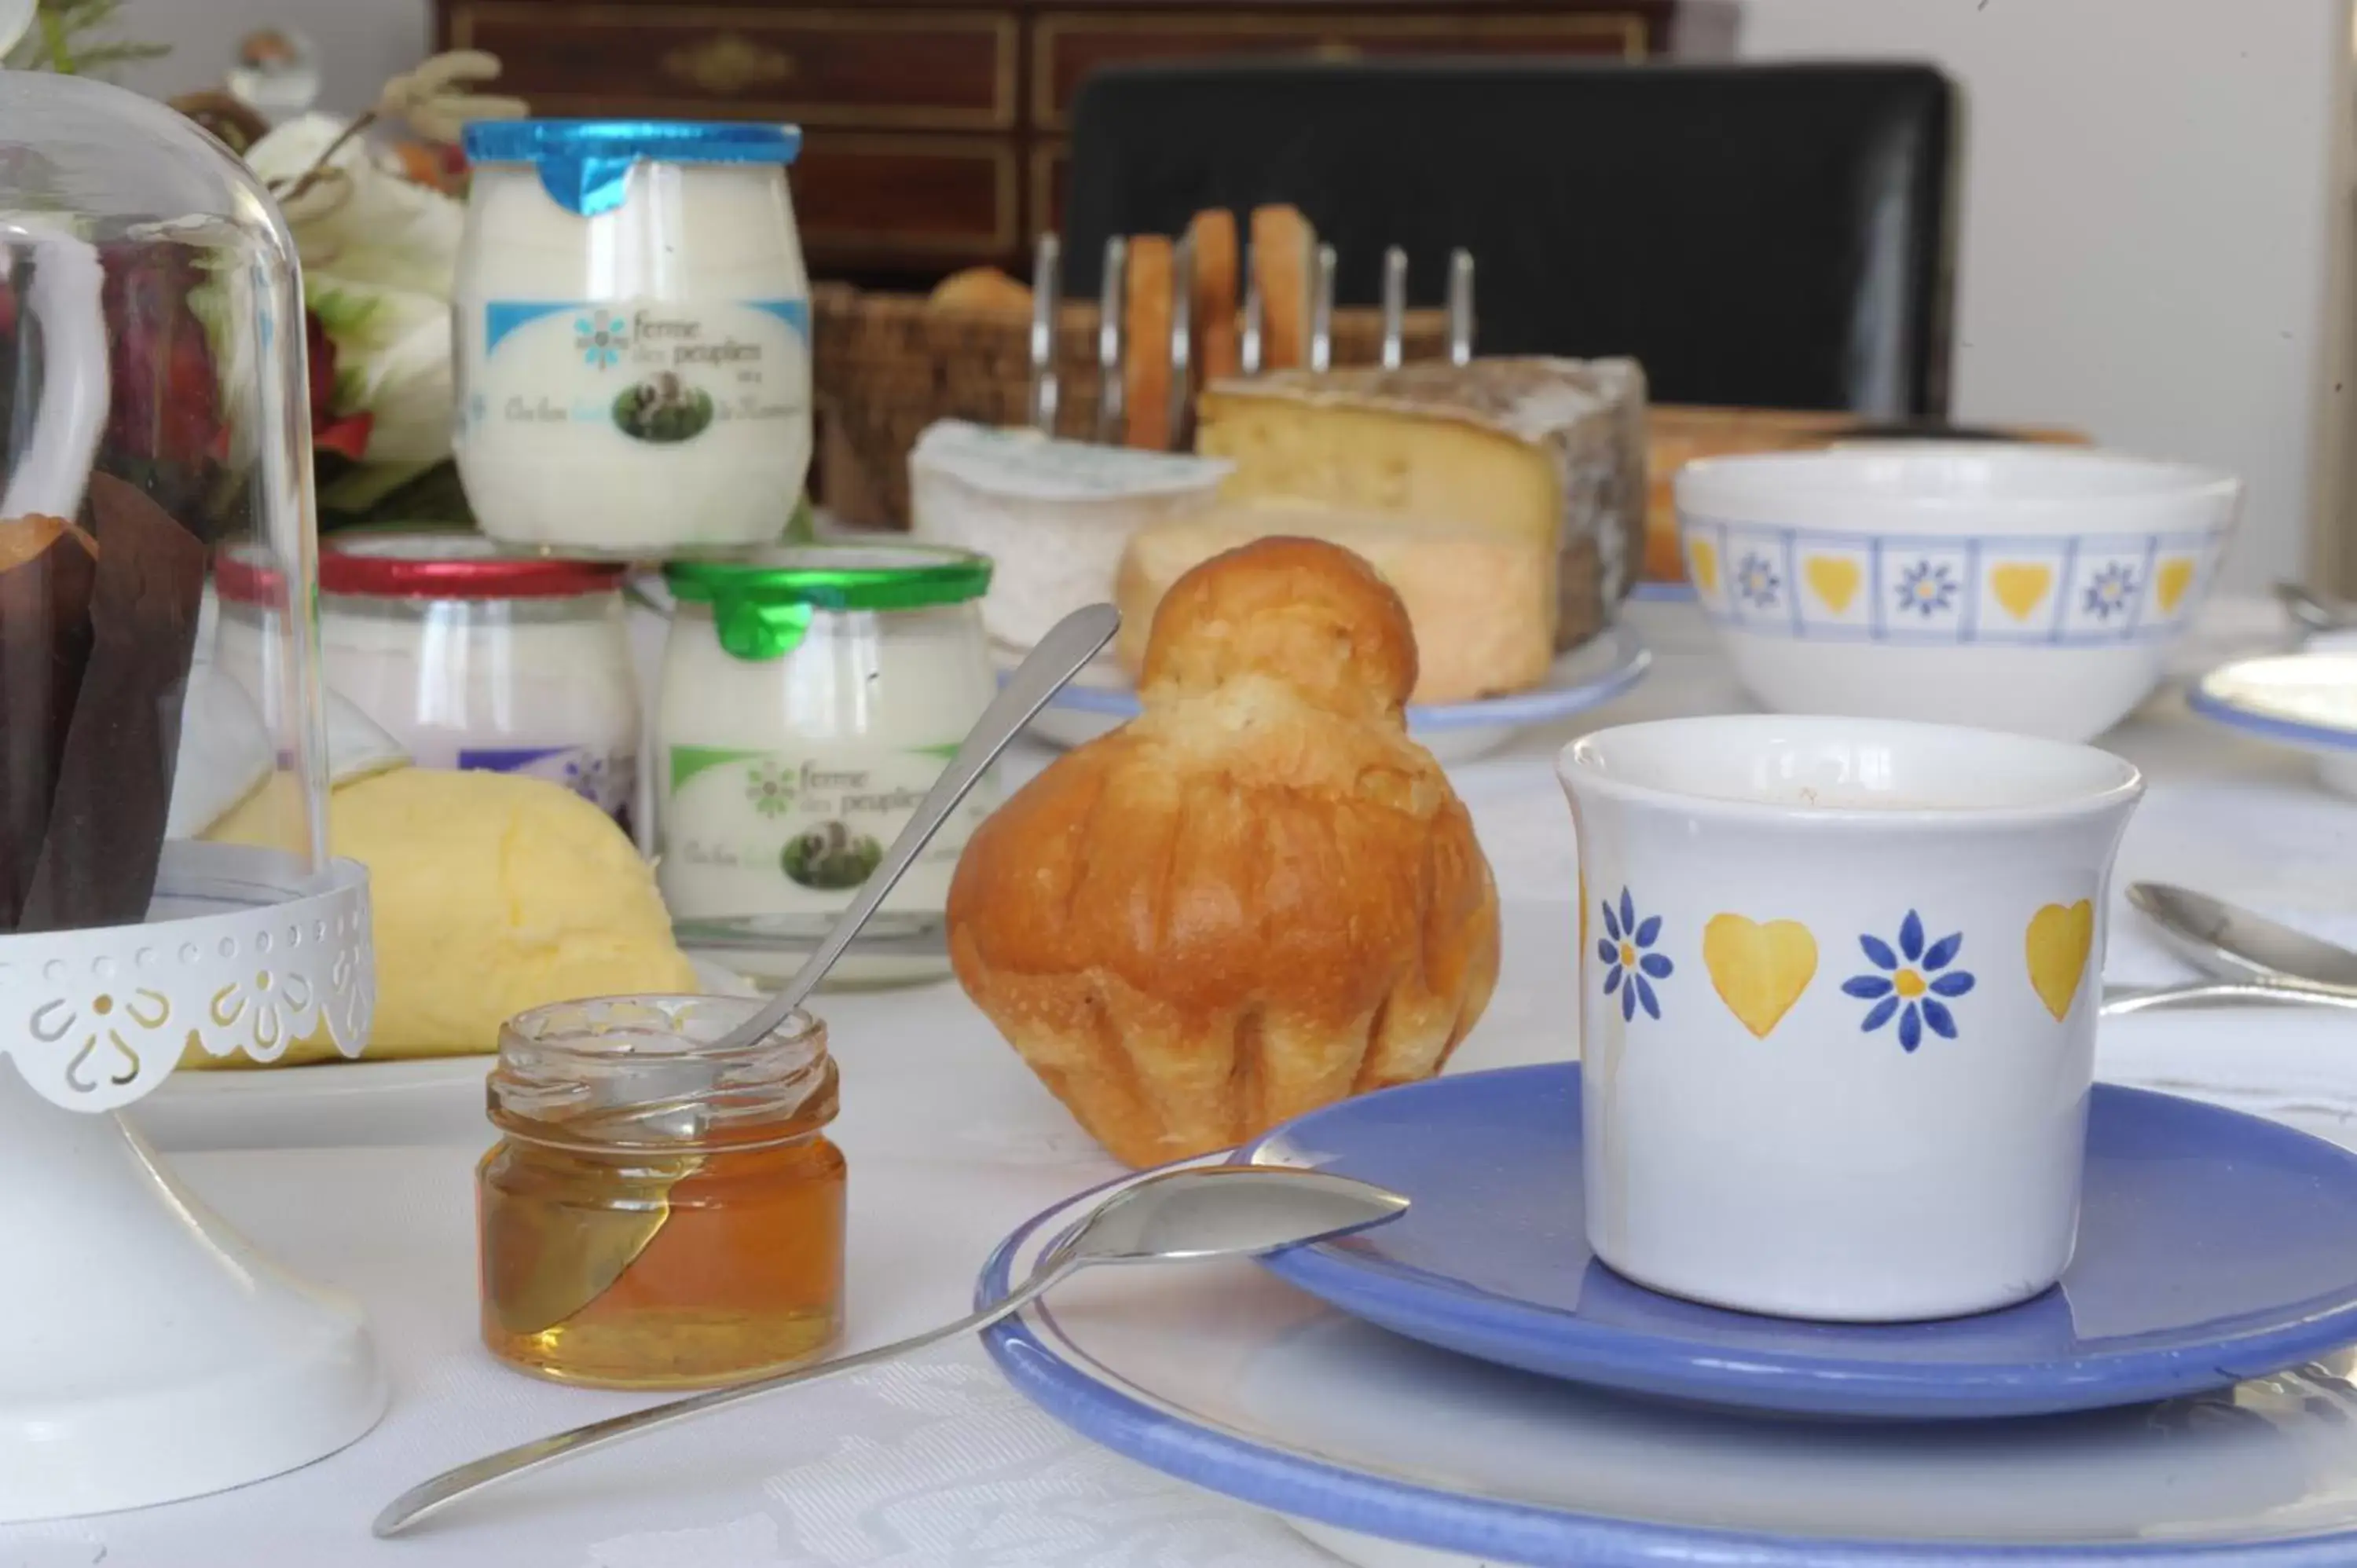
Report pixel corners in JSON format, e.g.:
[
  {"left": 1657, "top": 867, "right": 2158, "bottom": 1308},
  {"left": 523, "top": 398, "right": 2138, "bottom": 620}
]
[{"left": 321, "top": 119, "right": 996, "bottom": 986}]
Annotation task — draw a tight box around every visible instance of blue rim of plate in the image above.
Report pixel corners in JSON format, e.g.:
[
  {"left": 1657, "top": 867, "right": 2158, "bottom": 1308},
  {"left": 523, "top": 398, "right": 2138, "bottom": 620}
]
[
  {"left": 2189, "top": 667, "right": 2357, "bottom": 755},
  {"left": 1629, "top": 581, "right": 1698, "bottom": 603},
  {"left": 1026, "top": 625, "right": 1650, "bottom": 731},
  {"left": 976, "top": 1163, "right": 2357, "bottom": 1567},
  {"left": 1229, "top": 1068, "right": 2357, "bottom": 1421}
]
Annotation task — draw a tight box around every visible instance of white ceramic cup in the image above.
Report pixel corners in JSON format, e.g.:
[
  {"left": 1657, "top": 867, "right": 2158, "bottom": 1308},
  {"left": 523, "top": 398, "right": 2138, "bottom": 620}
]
[{"left": 1557, "top": 716, "right": 2143, "bottom": 1322}]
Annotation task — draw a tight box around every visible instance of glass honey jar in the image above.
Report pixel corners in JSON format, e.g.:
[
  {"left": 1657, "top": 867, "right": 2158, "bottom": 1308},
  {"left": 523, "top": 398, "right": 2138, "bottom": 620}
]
[{"left": 478, "top": 994, "right": 845, "bottom": 1389}]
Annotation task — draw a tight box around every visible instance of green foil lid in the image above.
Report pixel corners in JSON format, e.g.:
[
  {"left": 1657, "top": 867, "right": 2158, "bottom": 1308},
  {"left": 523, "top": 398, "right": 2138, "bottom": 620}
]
[{"left": 665, "top": 544, "right": 992, "bottom": 660}]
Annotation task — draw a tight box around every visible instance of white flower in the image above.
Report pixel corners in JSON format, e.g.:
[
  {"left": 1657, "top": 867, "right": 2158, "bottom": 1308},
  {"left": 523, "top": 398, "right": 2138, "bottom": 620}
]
[
  {"left": 249, "top": 113, "right": 461, "bottom": 471},
  {"left": 377, "top": 49, "right": 526, "bottom": 144},
  {"left": 247, "top": 112, "right": 463, "bottom": 295},
  {"left": 308, "top": 277, "right": 451, "bottom": 464},
  {"left": 0, "top": 0, "right": 33, "bottom": 59}
]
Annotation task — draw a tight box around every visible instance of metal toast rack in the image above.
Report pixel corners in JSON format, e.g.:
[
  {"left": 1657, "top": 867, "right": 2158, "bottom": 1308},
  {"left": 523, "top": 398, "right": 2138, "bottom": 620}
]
[{"left": 1025, "top": 231, "right": 1477, "bottom": 448}]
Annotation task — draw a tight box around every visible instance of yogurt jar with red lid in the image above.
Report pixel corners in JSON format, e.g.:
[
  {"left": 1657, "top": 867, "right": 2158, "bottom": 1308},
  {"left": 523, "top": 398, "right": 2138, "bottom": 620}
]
[{"left": 216, "top": 530, "right": 643, "bottom": 826}]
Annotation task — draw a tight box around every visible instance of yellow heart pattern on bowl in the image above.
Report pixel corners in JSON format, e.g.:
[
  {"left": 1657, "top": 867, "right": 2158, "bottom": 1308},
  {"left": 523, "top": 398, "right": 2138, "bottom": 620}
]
[
  {"left": 1804, "top": 556, "right": 1861, "bottom": 615},
  {"left": 2025, "top": 900, "right": 2095, "bottom": 1021},
  {"left": 1678, "top": 517, "right": 2230, "bottom": 647},
  {"left": 1990, "top": 563, "right": 2054, "bottom": 622},
  {"left": 2155, "top": 557, "right": 2196, "bottom": 614},
  {"left": 1688, "top": 537, "right": 1721, "bottom": 595},
  {"left": 1703, "top": 914, "right": 1818, "bottom": 1039}
]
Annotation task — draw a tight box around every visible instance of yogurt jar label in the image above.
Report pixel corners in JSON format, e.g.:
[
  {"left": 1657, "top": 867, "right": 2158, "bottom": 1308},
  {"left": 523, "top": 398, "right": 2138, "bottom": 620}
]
[
  {"left": 448, "top": 742, "right": 638, "bottom": 828},
  {"left": 460, "top": 298, "right": 810, "bottom": 449},
  {"left": 658, "top": 745, "right": 993, "bottom": 915}
]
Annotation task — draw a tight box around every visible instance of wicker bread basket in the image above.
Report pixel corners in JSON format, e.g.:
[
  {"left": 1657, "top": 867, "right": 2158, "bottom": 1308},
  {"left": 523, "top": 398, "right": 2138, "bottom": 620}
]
[{"left": 812, "top": 282, "right": 1453, "bottom": 530}]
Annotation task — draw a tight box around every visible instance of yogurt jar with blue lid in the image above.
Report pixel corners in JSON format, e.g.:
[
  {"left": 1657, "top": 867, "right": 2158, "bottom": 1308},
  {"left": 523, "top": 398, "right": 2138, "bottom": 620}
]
[{"left": 453, "top": 119, "right": 812, "bottom": 557}]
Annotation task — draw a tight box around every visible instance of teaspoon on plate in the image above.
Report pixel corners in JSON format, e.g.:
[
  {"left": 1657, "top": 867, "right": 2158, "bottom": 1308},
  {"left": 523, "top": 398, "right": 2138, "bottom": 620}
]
[
  {"left": 373, "top": 1165, "right": 1407, "bottom": 1538},
  {"left": 2097, "top": 882, "right": 2357, "bottom": 1015},
  {"left": 2127, "top": 881, "right": 2357, "bottom": 996},
  {"left": 2276, "top": 581, "right": 2357, "bottom": 638},
  {"left": 2064, "top": 883, "right": 2357, "bottom": 1016}
]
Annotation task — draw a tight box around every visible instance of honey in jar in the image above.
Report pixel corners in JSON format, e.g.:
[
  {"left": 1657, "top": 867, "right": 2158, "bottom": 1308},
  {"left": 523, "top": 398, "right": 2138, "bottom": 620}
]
[{"left": 478, "top": 994, "right": 845, "bottom": 1389}]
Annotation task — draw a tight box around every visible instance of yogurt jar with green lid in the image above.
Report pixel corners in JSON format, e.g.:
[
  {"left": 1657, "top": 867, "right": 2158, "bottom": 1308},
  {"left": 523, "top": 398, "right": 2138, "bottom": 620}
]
[{"left": 655, "top": 545, "right": 994, "bottom": 984}]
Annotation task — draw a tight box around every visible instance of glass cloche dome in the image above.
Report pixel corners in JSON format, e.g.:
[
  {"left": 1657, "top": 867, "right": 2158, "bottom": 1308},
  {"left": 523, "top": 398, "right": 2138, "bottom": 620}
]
[
  {"left": 0, "top": 72, "right": 383, "bottom": 1526},
  {"left": 0, "top": 70, "right": 332, "bottom": 932}
]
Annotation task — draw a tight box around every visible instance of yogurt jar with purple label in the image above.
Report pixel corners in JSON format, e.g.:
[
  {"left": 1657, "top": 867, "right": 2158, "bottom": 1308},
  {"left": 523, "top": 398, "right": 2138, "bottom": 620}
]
[{"left": 217, "top": 531, "right": 643, "bottom": 827}]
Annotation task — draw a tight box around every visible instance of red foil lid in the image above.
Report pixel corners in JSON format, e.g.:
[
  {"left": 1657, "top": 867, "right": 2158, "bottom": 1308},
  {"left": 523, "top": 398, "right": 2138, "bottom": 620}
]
[
  {"left": 210, "top": 541, "right": 286, "bottom": 606},
  {"left": 321, "top": 531, "right": 629, "bottom": 600},
  {"left": 215, "top": 533, "right": 629, "bottom": 605}
]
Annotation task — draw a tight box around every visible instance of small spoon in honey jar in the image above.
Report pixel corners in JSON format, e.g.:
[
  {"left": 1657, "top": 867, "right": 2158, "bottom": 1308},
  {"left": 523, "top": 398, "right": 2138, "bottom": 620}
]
[
  {"left": 378, "top": 1163, "right": 1408, "bottom": 1537},
  {"left": 703, "top": 601, "right": 1121, "bottom": 1057},
  {"left": 486, "top": 604, "right": 1124, "bottom": 1344}
]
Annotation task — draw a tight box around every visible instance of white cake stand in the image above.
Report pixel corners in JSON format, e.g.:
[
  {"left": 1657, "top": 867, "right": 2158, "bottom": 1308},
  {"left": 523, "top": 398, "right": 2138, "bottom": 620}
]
[{"left": 0, "top": 841, "right": 383, "bottom": 1521}]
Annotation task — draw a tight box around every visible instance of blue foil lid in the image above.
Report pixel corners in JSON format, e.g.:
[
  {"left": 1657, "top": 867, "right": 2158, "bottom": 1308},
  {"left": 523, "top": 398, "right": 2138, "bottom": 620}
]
[{"left": 461, "top": 119, "right": 802, "bottom": 217}]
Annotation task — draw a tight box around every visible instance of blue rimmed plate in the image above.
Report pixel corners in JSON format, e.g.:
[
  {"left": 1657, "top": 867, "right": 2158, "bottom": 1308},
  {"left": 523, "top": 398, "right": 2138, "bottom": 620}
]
[
  {"left": 981, "top": 1154, "right": 2357, "bottom": 1568},
  {"left": 2190, "top": 652, "right": 2357, "bottom": 798},
  {"left": 1001, "top": 625, "right": 1648, "bottom": 764},
  {"left": 1230, "top": 1064, "right": 2357, "bottom": 1421}
]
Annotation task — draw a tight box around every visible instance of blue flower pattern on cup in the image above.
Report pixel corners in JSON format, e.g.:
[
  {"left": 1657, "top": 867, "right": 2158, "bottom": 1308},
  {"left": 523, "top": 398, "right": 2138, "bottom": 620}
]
[
  {"left": 1598, "top": 887, "right": 1673, "bottom": 1021},
  {"left": 1843, "top": 910, "right": 1974, "bottom": 1051},
  {"left": 1894, "top": 560, "right": 1959, "bottom": 617},
  {"left": 1735, "top": 552, "right": 1781, "bottom": 610},
  {"left": 575, "top": 310, "right": 625, "bottom": 368},
  {"left": 2083, "top": 562, "right": 2139, "bottom": 619}
]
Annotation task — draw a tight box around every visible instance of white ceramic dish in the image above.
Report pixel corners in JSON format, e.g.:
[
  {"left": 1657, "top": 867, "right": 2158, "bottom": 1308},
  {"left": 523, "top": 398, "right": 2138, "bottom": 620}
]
[
  {"left": 983, "top": 1158, "right": 2357, "bottom": 1568},
  {"left": 136, "top": 958, "right": 754, "bottom": 1149},
  {"left": 169, "top": 655, "right": 410, "bottom": 839},
  {"left": 2190, "top": 652, "right": 2357, "bottom": 797},
  {"left": 1675, "top": 445, "right": 2241, "bottom": 741},
  {"left": 1003, "top": 625, "right": 1651, "bottom": 765},
  {"left": 1559, "top": 716, "right": 2142, "bottom": 1320}
]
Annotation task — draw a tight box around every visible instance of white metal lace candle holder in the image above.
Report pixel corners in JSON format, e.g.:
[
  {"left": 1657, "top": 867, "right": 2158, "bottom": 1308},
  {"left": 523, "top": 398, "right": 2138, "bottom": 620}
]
[
  {"left": 0, "top": 847, "right": 381, "bottom": 1522},
  {"left": 0, "top": 71, "right": 387, "bottom": 1521}
]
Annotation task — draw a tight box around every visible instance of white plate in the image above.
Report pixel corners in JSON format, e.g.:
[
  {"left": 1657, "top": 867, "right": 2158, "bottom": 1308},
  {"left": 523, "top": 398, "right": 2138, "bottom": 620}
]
[
  {"left": 981, "top": 1158, "right": 2357, "bottom": 1568},
  {"left": 133, "top": 958, "right": 754, "bottom": 1150},
  {"left": 1003, "top": 626, "right": 1651, "bottom": 764},
  {"left": 2190, "top": 651, "right": 2357, "bottom": 796}
]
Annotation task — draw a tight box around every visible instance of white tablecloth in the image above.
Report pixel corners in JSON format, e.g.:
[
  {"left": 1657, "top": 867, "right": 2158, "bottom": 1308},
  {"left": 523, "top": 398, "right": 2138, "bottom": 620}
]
[{"left": 13, "top": 596, "right": 2357, "bottom": 1568}]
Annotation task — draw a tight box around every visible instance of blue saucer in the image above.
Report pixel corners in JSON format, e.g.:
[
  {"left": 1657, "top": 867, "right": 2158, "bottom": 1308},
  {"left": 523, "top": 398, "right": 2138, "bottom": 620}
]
[{"left": 1237, "top": 1064, "right": 2357, "bottom": 1420}]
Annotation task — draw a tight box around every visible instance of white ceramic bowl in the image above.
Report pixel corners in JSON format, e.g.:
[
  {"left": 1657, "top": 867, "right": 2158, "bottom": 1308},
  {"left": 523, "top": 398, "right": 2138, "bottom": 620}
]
[
  {"left": 1675, "top": 445, "right": 2242, "bottom": 741},
  {"left": 1559, "top": 716, "right": 2143, "bottom": 1322}
]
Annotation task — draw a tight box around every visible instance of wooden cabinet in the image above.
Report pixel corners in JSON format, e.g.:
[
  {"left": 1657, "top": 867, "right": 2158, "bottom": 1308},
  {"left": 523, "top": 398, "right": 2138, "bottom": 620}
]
[
  {"left": 449, "top": 5, "right": 1017, "bottom": 129},
  {"left": 1030, "top": 9, "right": 1649, "bottom": 129},
  {"left": 439, "top": 0, "right": 1673, "bottom": 280},
  {"left": 793, "top": 136, "right": 1017, "bottom": 257}
]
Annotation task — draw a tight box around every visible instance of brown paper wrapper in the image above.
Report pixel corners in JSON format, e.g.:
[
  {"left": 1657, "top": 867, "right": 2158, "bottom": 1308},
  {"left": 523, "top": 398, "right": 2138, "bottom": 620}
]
[
  {"left": 0, "top": 514, "right": 98, "bottom": 927},
  {"left": 15, "top": 474, "right": 207, "bottom": 933}
]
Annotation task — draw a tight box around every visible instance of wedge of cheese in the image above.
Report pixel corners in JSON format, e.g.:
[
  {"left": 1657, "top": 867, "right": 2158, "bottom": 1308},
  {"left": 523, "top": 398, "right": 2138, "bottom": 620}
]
[
  {"left": 1116, "top": 502, "right": 1556, "bottom": 705},
  {"left": 1194, "top": 358, "right": 1646, "bottom": 650}
]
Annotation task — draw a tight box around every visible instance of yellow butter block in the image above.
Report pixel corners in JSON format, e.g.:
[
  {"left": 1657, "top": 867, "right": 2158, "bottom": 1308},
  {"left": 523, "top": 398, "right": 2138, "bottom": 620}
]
[{"left": 190, "top": 767, "right": 697, "bottom": 1067}]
